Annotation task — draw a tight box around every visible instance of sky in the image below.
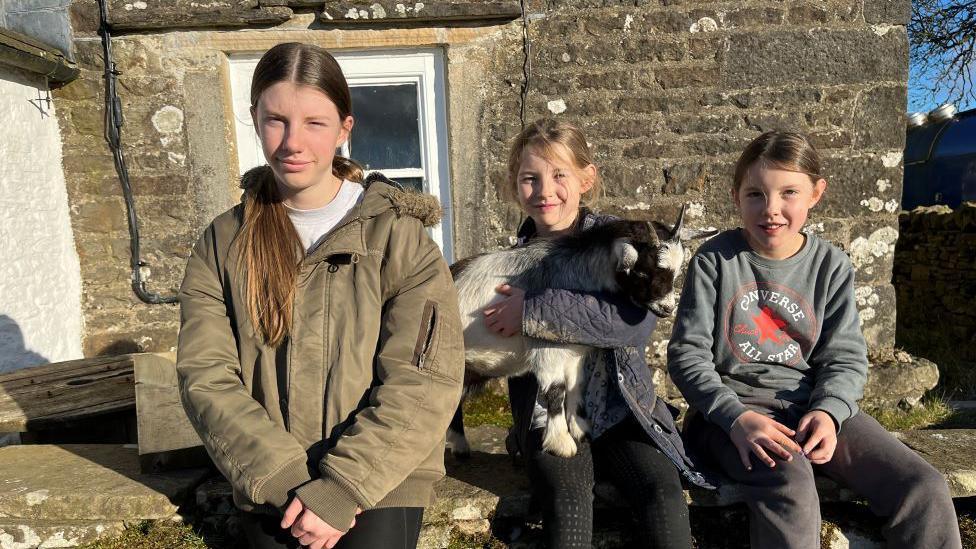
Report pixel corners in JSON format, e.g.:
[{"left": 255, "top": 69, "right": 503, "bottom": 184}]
[
  {"left": 906, "top": 1, "right": 975, "bottom": 114},
  {"left": 909, "top": 64, "right": 976, "bottom": 114}
]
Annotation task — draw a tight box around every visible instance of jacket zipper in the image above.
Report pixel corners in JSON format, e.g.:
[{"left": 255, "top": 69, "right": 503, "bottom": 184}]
[{"left": 417, "top": 303, "right": 437, "bottom": 370}]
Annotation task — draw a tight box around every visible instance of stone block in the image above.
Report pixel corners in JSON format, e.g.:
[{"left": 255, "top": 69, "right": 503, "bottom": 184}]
[
  {"left": 320, "top": 1, "right": 521, "bottom": 24},
  {"left": 722, "top": 29, "right": 907, "bottom": 89},
  {"left": 106, "top": 0, "right": 292, "bottom": 31},
  {"left": 663, "top": 162, "right": 706, "bottom": 194},
  {"left": 0, "top": 519, "right": 125, "bottom": 549},
  {"left": 0, "top": 445, "right": 208, "bottom": 521},
  {"left": 427, "top": 426, "right": 530, "bottom": 525},
  {"left": 52, "top": 75, "right": 100, "bottom": 101},
  {"left": 863, "top": 0, "right": 910, "bottom": 24},
  {"left": 862, "top": 353, "right": 939, "bottom": 408},
  {"left": 599, "top": 164, "right": 663, "bottom": 200},
  {"left": 852, "top": 85, "right": 908, "bottom": 150},
  {"left": 726, "top": 6, "right": 785, "bottom": 28},
  {"left": 895, "top": 430, "right": 976, "bottom": 497},
  {"left": 655, "top": 65, "right": 719, "bottom": 89},
  {"left": 854, "top": 282, "right": 897, "bottom": 349},
  {"left": 625, "top": 36, "right": 688, "bottom": 64},
  {"left": 640, "top": 10, "right": 692, "bottom": 34},
  {"left": 74, "top": 200, "right": 127, "bottom": 233},
  {"left": 819, "top": 154, "right": 903, "bottom": 217}
]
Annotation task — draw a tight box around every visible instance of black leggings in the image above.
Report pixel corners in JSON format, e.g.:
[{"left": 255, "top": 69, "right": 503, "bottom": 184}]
[
  {"left": 526, "top": 417, "right": 692, "bottom": 548},
  {"left": 242, "top": 507, "right": 424, "bottom": 549}
]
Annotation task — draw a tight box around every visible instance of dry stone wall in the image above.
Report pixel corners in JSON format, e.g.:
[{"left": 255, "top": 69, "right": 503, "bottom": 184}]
[
  {"left": 894, "top": 203, "right": 976, "bottom": 360},
  {"left": 53, "top": 0, "right": 908, "bottom": 360}
]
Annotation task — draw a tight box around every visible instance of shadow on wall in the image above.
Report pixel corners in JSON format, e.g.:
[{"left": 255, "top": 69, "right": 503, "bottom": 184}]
[
  {"left": 0, "top": 314, "right": 50, "bottom": 446},
  {"left": 0, "top": 314, "right": 49, "bottom": 374}
]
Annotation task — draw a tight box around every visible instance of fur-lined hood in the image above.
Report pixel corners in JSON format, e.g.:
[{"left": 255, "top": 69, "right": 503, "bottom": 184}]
[
  {"left": 360, "top": 172, "right": 442, "bottom": 228},
  {"left": 239, "top": 166, "right": 442, "bottom": 228}
]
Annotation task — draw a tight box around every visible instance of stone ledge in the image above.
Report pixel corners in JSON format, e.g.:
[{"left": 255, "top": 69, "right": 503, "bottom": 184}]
[
  {"left": 106, "top": 0, "right": 293, "bottom": 31},
  {"left": 0, "top": 445, "right": 209, "bottom": 522},
  {"left": 427, "top": 426, "right": 976, "bottom": 520},
  {"left": 183, "top": 425, "right": 971, "bottom": 548},
  {"left": 319, "top": 1, "right": 521, "bottom": 25},
  {"left": 0, "top": 519, "right": 125, "bottom": 549}
]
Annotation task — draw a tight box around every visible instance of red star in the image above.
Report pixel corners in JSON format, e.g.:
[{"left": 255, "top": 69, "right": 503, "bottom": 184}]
[{"left": 752, "top": 306, "right": 787, "bottom": 345}]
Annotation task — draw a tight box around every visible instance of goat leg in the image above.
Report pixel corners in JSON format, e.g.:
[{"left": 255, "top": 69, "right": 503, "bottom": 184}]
[
  {"left": 564, "top": 361, "right": 589, "bottom": 443},
  {"left": 530, "top": 344, "right": 588, "bottom": 458}
]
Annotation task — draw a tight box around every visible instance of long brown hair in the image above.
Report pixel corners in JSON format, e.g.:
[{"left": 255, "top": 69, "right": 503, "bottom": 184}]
[
  {"left": 501, "top": 118, "right": 602, "bottom": 205},
  {"left": 239, "top": 42, "right": 363, "bottom": 347},
  {"left": 733, "top": 130, "right": 823, "bottom": 191}
]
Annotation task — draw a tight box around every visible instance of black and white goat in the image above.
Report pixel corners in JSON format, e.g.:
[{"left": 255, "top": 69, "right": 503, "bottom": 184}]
[{"left": 448, "top": 206, "right": 716, "bottom": 458}]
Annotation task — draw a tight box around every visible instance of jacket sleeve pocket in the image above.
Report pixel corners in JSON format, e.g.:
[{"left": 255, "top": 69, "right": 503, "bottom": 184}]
[{"left": 412, "top": 299, "right": 439, "bottom": 370}]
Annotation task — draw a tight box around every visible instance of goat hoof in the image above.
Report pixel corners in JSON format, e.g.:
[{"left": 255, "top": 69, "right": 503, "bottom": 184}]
[
  {"left": 542, "top": 431, "right": 577, "bottom": 458},
  {"left": 569, "top": 416, "right": 589, "bottom": 442},
  {"left": 447, "top": 430, "right": 471, "bottom": 460}
]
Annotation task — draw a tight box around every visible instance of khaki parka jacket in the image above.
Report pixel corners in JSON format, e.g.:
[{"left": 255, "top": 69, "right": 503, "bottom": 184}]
[{"left": 177, "top": 171, "right": 464, "bottom": 532}]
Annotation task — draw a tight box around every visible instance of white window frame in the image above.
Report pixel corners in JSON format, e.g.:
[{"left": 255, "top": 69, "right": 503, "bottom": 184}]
[{"left": 227, "top": 49, "right": 453, "bottom": 262}]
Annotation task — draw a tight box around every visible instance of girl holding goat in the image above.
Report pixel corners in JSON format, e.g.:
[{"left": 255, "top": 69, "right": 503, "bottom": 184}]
[{"left": 485, "top": 118, "right": 707, "bottom": 548}]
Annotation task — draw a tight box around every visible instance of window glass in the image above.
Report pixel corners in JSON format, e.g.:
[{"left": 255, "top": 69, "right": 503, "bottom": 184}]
[{"left": 349, "top": 84, "right": 422, "bottom": 170}]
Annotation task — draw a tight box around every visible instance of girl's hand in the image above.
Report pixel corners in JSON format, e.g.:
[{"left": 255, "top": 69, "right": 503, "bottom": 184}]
[
  {"left": 483, "top": 284, "right": 525, "bottom": 337},
  {"left": 795, "top": 410, "right": 837, "bottom": 464},
  {"left": 282, "top": 498, "right": 360, "bottom": 549},
  {"left": 729, "top": 410, "right": 803, "bottom": 470}
]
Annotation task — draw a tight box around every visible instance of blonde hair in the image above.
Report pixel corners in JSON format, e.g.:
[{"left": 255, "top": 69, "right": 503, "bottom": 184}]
[
  {"left": 239, "top": 42, "right": 364, "bottom": 347},
  {"left": 733, "top": 130, "right": 823, "bottom": 191},
  {"left": 501, "top": 118, "right": 602, "bottom": 205}
]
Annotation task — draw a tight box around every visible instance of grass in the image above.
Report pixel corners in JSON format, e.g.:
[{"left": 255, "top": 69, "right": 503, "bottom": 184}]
[
  {"left": 462, "top": 390, "right": 513, "bottom": 429},
  {"left": 866, "top": 396, "right": 976, "bottom": 431},
  {"left": 78, "top": 521, "right": 208, "bottom": 549}
]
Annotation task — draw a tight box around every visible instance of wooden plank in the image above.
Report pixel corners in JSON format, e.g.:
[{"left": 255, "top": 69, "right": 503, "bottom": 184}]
[
  {"left": 0, "top": 356, "right": 132, "bottom": 389},
  {"left": 0, "top": 355, "right": 136, "bottom": 433},
  {"left": 134, "top": 353, "right": 202, "bottom": 454},
  {"left": 133, "top": 353, "right": 209, "bottom": 473},
  {"left": 0, "top": 368, "right": 133, "bottom": 401}
]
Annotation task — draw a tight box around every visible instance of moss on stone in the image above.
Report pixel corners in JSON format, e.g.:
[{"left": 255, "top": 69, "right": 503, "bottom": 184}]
[
  {"left": 79, "top": 521, "right": 207, "bottom": 549},
  {"left": 463, "top": 391, "right": 513, "bottom": 429},
  {"left": 446, "top": 526, "right": 506, "bottom": 548},
  {"left": 866, "top": 397, "right": 953, "bottom": 430}
]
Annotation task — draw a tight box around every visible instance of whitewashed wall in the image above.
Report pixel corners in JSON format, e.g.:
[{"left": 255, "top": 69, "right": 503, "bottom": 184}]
[{"left": 0, "top": 64, "right": 84, "bottom": 373}]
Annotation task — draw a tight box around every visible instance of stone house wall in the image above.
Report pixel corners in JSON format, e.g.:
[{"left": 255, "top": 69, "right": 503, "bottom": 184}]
[
  {"left": 894, "top": 203, "right": 976, "bottom": 360},
  {"left": 0, "top": 64, "right": 85, "bottom": 372},
  {"left": 52, "top": 0, "right": 909, "bottom": 361}
]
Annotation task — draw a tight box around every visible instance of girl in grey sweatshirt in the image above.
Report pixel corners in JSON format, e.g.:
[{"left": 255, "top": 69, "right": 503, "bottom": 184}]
[{"left": 668, "top": 130, "right": 960, "bottom": 548}]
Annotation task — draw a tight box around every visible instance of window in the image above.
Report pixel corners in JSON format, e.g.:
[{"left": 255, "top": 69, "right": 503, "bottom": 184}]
[{"left": 228, "top": 49, "right": 453, "bottom": 261}]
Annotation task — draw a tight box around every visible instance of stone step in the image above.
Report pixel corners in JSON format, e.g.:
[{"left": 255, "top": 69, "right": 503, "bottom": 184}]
[
  {"left": 414, "top": 426, "right": 976, "bottom": 548},
  {"left": 185, "top": 426, "right": 973, "bottom": 548},
  {"left": 0, "top": 519, "right": 125, "bottom": 549},
  {"left": 0, "top": 444, "right": 208, "bottom": 522}
]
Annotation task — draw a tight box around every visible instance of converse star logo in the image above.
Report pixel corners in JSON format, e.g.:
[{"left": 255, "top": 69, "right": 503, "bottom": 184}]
[{"left": 724, "top": 282, "right": 817, "bottom": 366}]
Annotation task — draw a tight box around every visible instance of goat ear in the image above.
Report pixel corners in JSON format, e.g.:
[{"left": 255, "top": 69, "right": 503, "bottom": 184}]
[
  {"left": 678, "top": 227, "right": 720, "bottom": 241},
  {"left": 612, "top": 238, "right": 639, "bottom": 273},
  {"left": 649, "top": 221, "right": 671, "bottom": 243}
]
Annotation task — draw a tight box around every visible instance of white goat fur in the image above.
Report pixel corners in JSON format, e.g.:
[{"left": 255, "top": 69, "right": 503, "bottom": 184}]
[{"left": 452, "top": 236, "right": 683, "bottom": 458}]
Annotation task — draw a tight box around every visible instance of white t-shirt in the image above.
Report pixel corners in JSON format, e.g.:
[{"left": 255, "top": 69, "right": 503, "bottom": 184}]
[{"left": 285, "top": 180, "right": 364, "bottom": 253}]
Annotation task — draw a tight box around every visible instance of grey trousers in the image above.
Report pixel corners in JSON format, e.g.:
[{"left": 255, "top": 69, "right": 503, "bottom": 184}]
[{"left": 687, "top": 398, "right": 962, "bottom": 549}]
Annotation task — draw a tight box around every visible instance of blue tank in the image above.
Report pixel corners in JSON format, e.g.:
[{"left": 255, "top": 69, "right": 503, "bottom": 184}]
[{"left": 903, "top": 107, "right": 976, "bottom": 210}]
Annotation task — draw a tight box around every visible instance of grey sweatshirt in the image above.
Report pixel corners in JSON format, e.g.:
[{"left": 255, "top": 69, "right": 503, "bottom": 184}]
[{"left": 667, "top": 229, "right": 868, "bottom": 433}]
